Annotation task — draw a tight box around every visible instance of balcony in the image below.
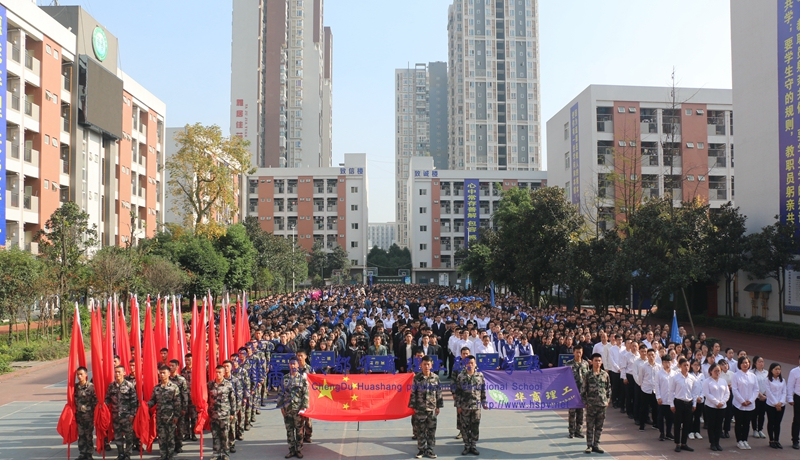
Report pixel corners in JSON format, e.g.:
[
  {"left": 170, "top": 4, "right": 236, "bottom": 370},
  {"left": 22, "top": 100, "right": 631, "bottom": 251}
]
[
  {"left": 314, "top": 187, "right": 324, "bottom": 194},
  {"left": 708, "top": 156, "right": 726, "bottom": 169},
  {"left": 663, "top": 155, "right": 682, "bottom": 168},
  {"left": 24, "top": 146, "right": 39, "bottom": 167},
  {"left": 597, "top": 153, "right": 614, "bottom": 167},
  {"left": 640, "top": 121, "right": 658, "bottom": 134},
  {"left": 6, "top": 190, "right": 19, "bottom": 208},
  {"left": 139, "top": 123, "right": 147, "bottom": 138},
  {"left": 62, "top": 74, "right": 71, "bottom": 92},
  {"left": 710, "top": 189, "right": 728, "bottom": 200},
  {"left": 666, "top": 189, "right": 683, "bottom": 201},
  {"left": 326, "top": 187, "right": 336, "bottom": 194},
  {"left": 8, "top": 92, "right": 19, "bottom": 112},
  {"left": 23, "top": 194, "right": 38, "bottom": 212},
  {"left": 10, "top": 44, "right": 20, "bottom": 63},
  {"left": 24, "top": 241, "right": 38, "bottom": 255},
  {"left": 642, "top": 188, "right": 659, "bottom": 200},
  {"left": 8, "top": 141, "right": 19, "bottom": 160},
  {"left": 441, "top": 225, "right": 451, "bottom": 233},
  {"left": 274, "top": 187, "right": 285, "bottom": 194},
  {"left": 24, "top": 100, "right": 40, "bottom": 120},
  {"left": 24, "top": 53, "right": 40, "bottom": 74},
  {"left": 274, "top": 206, "right": 285, "bottom": 213}
]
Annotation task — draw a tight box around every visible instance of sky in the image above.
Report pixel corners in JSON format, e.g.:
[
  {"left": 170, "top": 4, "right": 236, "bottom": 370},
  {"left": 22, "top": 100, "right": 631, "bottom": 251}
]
[{"left": 54, "top": 1, "right": 733, "bottom": 223}]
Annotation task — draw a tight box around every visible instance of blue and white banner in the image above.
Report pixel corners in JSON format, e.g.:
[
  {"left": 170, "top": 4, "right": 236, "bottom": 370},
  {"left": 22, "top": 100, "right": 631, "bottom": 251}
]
[{"left": 464, "top": 179, "right": 480, "bottom": 248}]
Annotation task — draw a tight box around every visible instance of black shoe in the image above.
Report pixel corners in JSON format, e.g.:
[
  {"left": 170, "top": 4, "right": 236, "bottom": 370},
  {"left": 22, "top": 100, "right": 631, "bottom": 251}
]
[
  {"left": 462, "top": 448, "right": 470, "bottom": 455},
  {"left": 412, "top": 435, "right": 418, "bottom": 440},
  {"left": 627, "top": 414, "right": 634, "bottom": 419},
  {"left": 295, "top": 452, "right": 303, "bottom": 459},
  {"left": 770, "top": 441, "right": 777, "bottom": 449},
  {"left": 191, "top": 434, "right": 198, "bottom": 441},
  {"left": 715, "top": 444, "right": 723, "bottom": 451},
  {"left": 584, "top": 447, "right": 592, "bottom": 454},
  {"left": 415, "top": 451, "right": 424, "bottom": 459},
  {"left": 568, "top": 433, "right": 574, "bottom": 439},
  {"left": 777, "top": 442, "right": 783, "bottom": 449},
  {"left": 285, "top": 452, "right": 295, "bottom": 459},
  {"left": 710, "top": 445, "right": 718, "bottom": 451},
  {"left": 659, "top": 436, "right": 665, "bottom": 441},
  {"left": 675, "top": 445, "right": 681, "bottom": 452},
  {"left": 793, "top": 442, "right": 799, "bottom": 449},
  {"left": 230, "top": 445, "right": 236, "bottom": 453},
  {"left": 681, "top": 445, "right": 694, "bottom": 452},
  {"left": 575, "top": 432, "right": 585, "bottom": 438},
  {"left": 425, "top": 451, "right": 437, "bottom": 459},
  {"left": 639, "top": 427, "right": 645, "bottom": 432},
  {"left": 592, "top": 446, "right": 604, "bottom": 454},
  {"left": 722, "top": 432, "right": 730, "bottom": 438},
  {"left": 666, "top": 435, "right": 674, "bottom": 441},
  {"left": 175, "top": 447, "right": 183, "bottom": 453},
  {"left": 304, "top": 438, "right": 312, "bottom": 444},
  {"left": 469, "top": 448, "right": 479, "bottom": 455}
]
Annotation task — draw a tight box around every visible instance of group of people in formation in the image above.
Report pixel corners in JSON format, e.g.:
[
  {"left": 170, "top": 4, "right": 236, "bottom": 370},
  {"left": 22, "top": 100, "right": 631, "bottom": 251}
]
[
  {"left": 568, "top": 330, "right": 800, "bottom": 454},
  {"left": 67, "top": 284, "right": 800, "bottom": 458}
]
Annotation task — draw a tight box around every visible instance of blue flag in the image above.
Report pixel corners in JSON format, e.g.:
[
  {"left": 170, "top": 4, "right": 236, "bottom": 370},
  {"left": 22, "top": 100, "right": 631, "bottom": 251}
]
[
  {"left": 490, "top": 282, "right": 496, "bottom": 307},
  {"left": 669, "top": 310, "right": 680, "bottom": 344}
]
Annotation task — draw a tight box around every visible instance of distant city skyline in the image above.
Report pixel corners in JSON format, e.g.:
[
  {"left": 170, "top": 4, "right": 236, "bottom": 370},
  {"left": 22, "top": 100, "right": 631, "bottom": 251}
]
[{"left": 60, "top": 1, "right": 732, "bottom": 223}]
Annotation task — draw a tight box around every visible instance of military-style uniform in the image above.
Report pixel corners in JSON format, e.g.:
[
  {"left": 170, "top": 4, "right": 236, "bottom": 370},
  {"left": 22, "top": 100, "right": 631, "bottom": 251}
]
[
  {"left": 275, "top": 371, "right": 309, "bottom": 456},
  {"left": 208, "top": 378, "right": 236, "bottom": 459},
  {"left": 105, "top": 379, "right": 138, "bottom": 459},
  {"left": 454, "top": 370, "right": 486, "bottom": 451},
  {"left": 245, "top": 350, "right": 264, "bottom": 426},
  {"left": 124, "top": 373, "right": 141, "bottom": 449},
  {"left": 231, "top": 365, "right": 250, "bottom": 440},
  {"left": 299, "top": 363, "right": 313, "bottom": 442},
  {"left": 257, "top": 340, "right": 274, "bottom": 405},
  {"left": 169, "top": 374, "right": 189, "bottom": 452},
  {"left": 147, "top": 380, "right": 181, "bottom": 460},
  {"left": 409, "top": 371, "right": 444, "bottom": 456},
  {"left": 581, "top": 368, "right": 611, "bottom": 450},
  {"left": 567, "top": 358, "right": 589, "bottom": 437},
  {"left": 75, "top": 381, "right": 97, "bottom": 460},
  {"left": 181, "top": 366, "right": 196, "bottom": 440}
]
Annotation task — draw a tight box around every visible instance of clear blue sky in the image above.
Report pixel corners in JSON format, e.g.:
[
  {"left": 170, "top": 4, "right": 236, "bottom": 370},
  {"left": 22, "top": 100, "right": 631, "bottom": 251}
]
[{"left": 60, "top": 0, "right": 732, "bottom": 223}]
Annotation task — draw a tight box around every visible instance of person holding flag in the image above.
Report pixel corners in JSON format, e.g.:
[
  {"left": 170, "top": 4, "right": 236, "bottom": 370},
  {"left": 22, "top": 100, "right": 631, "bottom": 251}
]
[
  {"left": 208, "top": 364, "right": 236, "bottom": 460},
  {"left": 276, "top": 356, "right": 309, "bottom": 459},
  {"left": 105, "top": 365, "right": 138, "bottom": 460},
  {"left": 168, "top": 359, "right": 190, "bottom": 453},
  {"left": 148, "top": 365, "right": 181, "bottom": 460},
  {"left": 74, "top": 366, "right": 97, "bottom": 460}
]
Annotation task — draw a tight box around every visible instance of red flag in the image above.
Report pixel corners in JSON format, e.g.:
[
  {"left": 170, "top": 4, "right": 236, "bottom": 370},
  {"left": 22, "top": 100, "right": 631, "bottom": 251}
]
[
  {"left": 168, "top": 301, "right": 180, "bottom": 366},
  {"left": 130, "top": 297, "right": 150, "bottom": 455},
  {"left": 303, "top": 373, "right": 415, "bottom": 422},
  {"left": 116, "top": 305, "right": 131, "bottom": 375},
  {"left": 57, "top": 303, "right": 86, "bottom": 445},
  {"left": 190, "top": 299, "right": 208, "bottom": 436},
  {"left": 208, "top": 301, "right": 218, "bottom": 378},
  {"left": 225, "top": 304, "right": 234, "bottom": 362},
  {"left": 91, "top": 303, "right": 112, "bottom": 454},
  {"left": 140, "top": 301, "right": 158, "bottom": 451},
  {"left": 176, "top": 298, "right": 187, "bottom": 369},
  {"left": 154, "top": 297, "right": 165, "bottom": 356},
  {"left": 218, "top": 302, "right": 227, "bottom": 364},
  {"left": 243, "top": 293, "right": 251, "bottom": 345}
]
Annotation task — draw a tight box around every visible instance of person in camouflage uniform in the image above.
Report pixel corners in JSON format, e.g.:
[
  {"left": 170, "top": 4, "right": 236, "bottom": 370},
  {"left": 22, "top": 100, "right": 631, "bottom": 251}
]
[
  {"left": 452, "top": 346, "right": 472, "bottom": 441},
  {"left": 453, "top": 356, "right": 487, "bottom": 455},
  {"left": 222, "top": 359, "right": 241, "bottom": 453},
  {"left": 581, "top": 353, "right": 611, "bottom": 454},
  {"left": 276, "top": 356, "right": 309, "bottom": 459},
  {"left": 125, "top": 360, "right": 141, "bottom": 451},
  {"left": 181, "top": 353, "right": 197, "bottom": 441},
  {"left": 148, "top": 366, "right": 181, "bottom": 460},
  {"left": 409, "top": 355, "right": 444, "bottom": 459},
  {"left": 74, "top": 366, "right": 97, "bottom": 460},
  {"left": 566, "top": 347, "right": 589, "bottom": 439},
  {"left": 230, "top": 355, "right": 250, "bottom": 441},
  {"left": 237, "top": 347, "right": 255, "bottom": 431},
  {"left": 255, "top": 331, "right": 274, "bottom": 409},
  {"left": 296, "top": 351, "right": 313, "bottom": 444},
  {"left": 168, "top": 360, "right": 189, "bottom": 453},
  {"left": 245, "top": 343, "right": 265, "bottom": 427},
  {"left": 208, "top": 364, "right": 236, "bottom": 460},
  {"left": 106, "top": 365, "right": 138, "bottom": 460}
]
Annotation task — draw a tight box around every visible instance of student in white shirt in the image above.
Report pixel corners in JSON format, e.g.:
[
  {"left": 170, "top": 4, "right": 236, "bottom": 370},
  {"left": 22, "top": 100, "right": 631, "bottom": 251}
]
[
  {"left": 702, "top": 363, "right": 730, "bottom": 452},
  {"left": 654, "top": 355, "right": 675, "bottom": 441},
  {"left": 788, "top": 355, "right": 800, "bottom": 449},
  {"left": 765, "top": 362, "right": 788, "bottom": 449},
  {"left": 670, "top": 357, "right": 698, "bottom": 452},
  {"left": 731, "top": 356, "right": 758, "bottom": 449},
  {"left": 751, "top": 356, "right": 768, "bottom": 439},
  {"left": 638, "top": 349, "right": 659, "bottom": 432},
  {"left": 719, "top": 359, "right": 735, "bottom": 439},
  {"left": 688, "top": 359, "right": 704, "bottom": 440}
]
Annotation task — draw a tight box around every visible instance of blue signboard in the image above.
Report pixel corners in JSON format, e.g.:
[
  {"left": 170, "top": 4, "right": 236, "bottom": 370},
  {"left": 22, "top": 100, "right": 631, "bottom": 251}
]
[
  {"left": 514, "top": 355, "right": 541, "bottom": 371},
  {"left": 779, "top": 0, "right": 800, "bottom": 242},
  {"left": 464, "top": 179, "right": 480, "bottom": 248},
  {"left": 476, "top": 353, "right": 499, "bottom": 371},
  {"left": 570, "top": 103, "right": 580, "bottom": 205},
  {"left": 364, "top": 355, "right": 396, "bottom": 373},
  {"left": 0, "top": 7, "right": 7, "bottom": 244},
  {"left": 269, "top": 353, "right": 295, "bottom": 371},
  {"left": 558, "top": 354, "right": 573, "bottom": 367},
  {"left": 311, "top": 351, "right": 335, "bottom": 371}
]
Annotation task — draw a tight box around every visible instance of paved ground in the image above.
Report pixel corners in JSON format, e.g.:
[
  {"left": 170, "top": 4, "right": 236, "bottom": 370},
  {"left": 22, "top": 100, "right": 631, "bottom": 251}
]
[{"left": 1, "top": 323, "right": 799, "bottom": 459}]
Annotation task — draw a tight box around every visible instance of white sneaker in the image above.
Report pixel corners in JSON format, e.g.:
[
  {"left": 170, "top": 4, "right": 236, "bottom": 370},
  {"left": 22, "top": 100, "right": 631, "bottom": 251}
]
[
  {"left": 694, "top": 432, "right": 703, "bottom": 440},
  {"left": 759, "top": 430, "right": 766, "bottom": 438},
  {"left": 752, "top": 431, "right": 760, "bottom": 438},
  {"left": 744, "top": 441, "right": 752, "bottom": 449},
  {"left": 688, "top": 432, "right": 695, "bottom": 439},
  {"left": 737, "top": 441, "right": 745, "bottom": 449}
]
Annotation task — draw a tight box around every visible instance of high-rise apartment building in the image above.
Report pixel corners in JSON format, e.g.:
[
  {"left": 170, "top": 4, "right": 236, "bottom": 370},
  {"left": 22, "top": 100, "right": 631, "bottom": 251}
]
[
  {"left": 546, "top": 85, "right": 734, "bottom": 232},
  {"left": 2, "top": 3, "right": 166, "bottom": 252},
  {"left": 447, "top": 0, "right": 541, "bottom": 172},
  {"left": 394, "top": 62, "right": 448, "bottom": 247},
  {"left": 231, "top": 0, "right": 332, "bottom": 170},
  {"left": 368, "top": 222, "right": 396, "bottom": 250}
]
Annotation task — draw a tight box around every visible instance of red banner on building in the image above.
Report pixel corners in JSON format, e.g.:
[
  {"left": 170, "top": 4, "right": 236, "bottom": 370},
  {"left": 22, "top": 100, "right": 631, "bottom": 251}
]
[{"left": 303, "top": 373, "right": 414, "bottom": 422}]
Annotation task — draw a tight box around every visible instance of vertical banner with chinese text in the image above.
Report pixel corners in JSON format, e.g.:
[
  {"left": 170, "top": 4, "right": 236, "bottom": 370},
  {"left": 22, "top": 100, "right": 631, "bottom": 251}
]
[
  {"left": 779, "top": 1, "right": 799, "bottom": 230},
  {"left": 464, "top": 179, "right": 479, "bottom": 249},
  {"left": 570, "top": 103, "right": 580, "bottom": 206},
  {"left": 0, "top": 6, "right": 7, "bottom": 244}
]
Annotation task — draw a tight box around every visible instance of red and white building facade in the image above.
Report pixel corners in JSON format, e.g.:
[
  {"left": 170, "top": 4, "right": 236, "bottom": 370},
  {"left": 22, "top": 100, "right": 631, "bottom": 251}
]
[{"left": 2, "top": 3, "right": 165, "bottom": 252}]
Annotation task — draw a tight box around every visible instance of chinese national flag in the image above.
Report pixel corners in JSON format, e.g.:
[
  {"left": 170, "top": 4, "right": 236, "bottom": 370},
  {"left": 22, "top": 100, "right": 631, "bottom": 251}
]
[{"left": 303, "top": 374, "right": 414, "bottom": 422}]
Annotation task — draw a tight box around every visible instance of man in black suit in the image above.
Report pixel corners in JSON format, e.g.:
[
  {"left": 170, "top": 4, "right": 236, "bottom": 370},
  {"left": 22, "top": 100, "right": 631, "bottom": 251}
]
[
  {"left": 431, "top": 315, "right": 446, "bottom": 341},
  {"left": 395, "top": 332, "right": 415, "bottom": 373}
]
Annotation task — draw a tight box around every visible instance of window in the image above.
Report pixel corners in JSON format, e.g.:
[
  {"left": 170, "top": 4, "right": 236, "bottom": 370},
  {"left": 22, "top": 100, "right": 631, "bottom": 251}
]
[
  {"left": 420, "top": 225, "right": 427, "bottom": 232},
  {"left": 628, "top": 107, "right": 636, "bottom": 113},
  {"left": 351, "top": 186, "right": 358, "bottom": 193},
  {"left": 419, "top": 262, "right": 428, "bottom": 268},
  {"left": 44, "top": 179, "right": 50, "bottom": 189},
  {"left": 618, "top": 140, "right": 626, "bottom": 147},
  {"left": 351, "top": 241, "right": 358, "bottom": 248},
  {"left": 687, "top": 175, "right": 695, "bottom": 181},
  {"left": 697, "top": 142, "right": 705, "bottom": 149},
  {"left": 351, "top": 260, "right": 358, "bottom": 266},
  {"left": 564, "top": 152, "right": 569, "bottom": 169},
  {"left": 419, "top": 189, "right": 427, "bottom": 195},
  {"left": 698, "top": 175, "right": 706, "bottom": 181},
  {"left": 420, "top": 244, "right": 427, "bottom": 250},
  {"left": 685, "top": 109, "right": 692, "bottom": 115},
  {"left": 351, "top": 223, "right": 358, "bottom": 229},
  {"left": 617, "top": 107, "right": 625, "bottom": 113},
  {"left": 696, "top": 109, "right": 704, "bottom": 115},
  {"left": 686, "top": 142, "right": 694, "bottom": 148},
  {"left": 564, "top": 122, "right": 568, "bottom": 140},
  {"left": 350, "top": 204, "right": 358, "bottom": 211},
  {"left": 420, "top": 207, "right": 427, "bottom": 214}
]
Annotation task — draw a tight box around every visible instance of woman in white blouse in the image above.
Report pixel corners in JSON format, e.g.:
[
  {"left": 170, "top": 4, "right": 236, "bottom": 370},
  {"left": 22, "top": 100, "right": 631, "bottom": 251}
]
[
  {"left": 751, "top": 356, "right": 768, "bottom": 439},
  {"left": 731, "top": 356, "right": 759, "bottom": 449},
  {"left": 703, "top": 363, "right": 730, "bottom": 452},
  {"left": 689, "top": 359, "right": 705, "bottom": 440},
  {"left": 765, "top": 363, "right": 788, "bottom": 449}
]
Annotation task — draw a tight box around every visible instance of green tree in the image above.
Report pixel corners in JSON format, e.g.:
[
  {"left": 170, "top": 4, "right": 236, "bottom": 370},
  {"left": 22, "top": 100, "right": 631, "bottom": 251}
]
[
  {"left": 744, "top": 217, "right": 800, "bottom": 323},
  {"left": 553, "top": 238, "right": 592, "bottom": 310},
  {"left": 35, "top": 202, "right": 97, "bottom": 338},
  {"left": 165, "top": 123, "right": 253, "bottom": 238},
  {"left": 0, "top": 247, "right": 42, "bottom": 343},
  {"left": 89, "top": 246, "right": 136, "bottom": 298},
  {"left": 309, "top": 241, "right": 327, "bottom": 285},
  {"left": 326, "top": 244, "right": 350, "bottom": 279},
  {"left": 215, "top": 223, "right": 256, "bottom": 292},
  {"left": 458, "top": 239, "right": 494, "bottom": 288},
  {"left": 141, "top": 255, "right": 188, "bottom": 296},
  {"left": 243, "top": 217, "right": 306, "bottom": 293},
  {"left": 584, "top": 230, "right": 629, "bottom": 314},
  {"left": 178, "top": 235, "right": 229, "bottom": 297},
  {"left": 706, "top": 203, "right": 748, "bottom": 316}
]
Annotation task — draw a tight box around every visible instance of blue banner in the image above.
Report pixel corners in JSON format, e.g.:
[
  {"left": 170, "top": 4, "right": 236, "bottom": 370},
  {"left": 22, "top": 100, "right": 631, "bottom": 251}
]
[
  {"left": 476, "top": 353, "right": 499, "bottom": 371},
  {"left": 363, "top": 355, "right": 396, "bottom": 373},
  {"left": 464, "top": 179, "right": 479, "bottom": 249},
  {"left": 483, "top": 367, "right": 584, "bottom": 410},
  {"left": 570, "top": 103, "right": 580, "bottom": 205},
  {"left": 311, "top": 351, "right": 335, "bottom": 370},
  {"left": 779, "top": 1, "right": 800, "bottom": 237},
  {"left": 0, "top": 6, "right": 7, "bottom": 244},
  {"left": 558, "top": 354, "right": 572, "bottom": 367},
  {"left": 269, "top": 353, "right": 295, "bottom": 371}
]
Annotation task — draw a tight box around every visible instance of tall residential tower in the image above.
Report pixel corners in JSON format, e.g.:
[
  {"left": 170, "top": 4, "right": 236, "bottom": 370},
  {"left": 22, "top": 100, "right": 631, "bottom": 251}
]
[
  {"left": 447, "top": 0, "right": 541, "bottom": 171},
  {"left": 230, "top": 0, "right": 333, "bottom": 170}
]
